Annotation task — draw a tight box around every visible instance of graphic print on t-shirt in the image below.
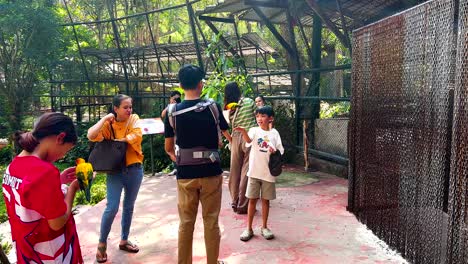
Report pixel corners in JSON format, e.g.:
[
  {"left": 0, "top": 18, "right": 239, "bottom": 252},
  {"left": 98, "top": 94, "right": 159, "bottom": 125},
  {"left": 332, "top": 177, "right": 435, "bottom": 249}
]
[{"left": 257, "top": 135, "right": 271, "bottom": 152}]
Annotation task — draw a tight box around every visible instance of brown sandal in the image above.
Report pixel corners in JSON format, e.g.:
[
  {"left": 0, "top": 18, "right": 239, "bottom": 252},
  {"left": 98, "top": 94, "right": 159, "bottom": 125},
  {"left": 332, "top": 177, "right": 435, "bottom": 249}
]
[
  {"left": 119, "top": 241, "right": 139, "bottom": 253},
  {"left": 96, "top": 245, "right": 107, "bottom": 263}
]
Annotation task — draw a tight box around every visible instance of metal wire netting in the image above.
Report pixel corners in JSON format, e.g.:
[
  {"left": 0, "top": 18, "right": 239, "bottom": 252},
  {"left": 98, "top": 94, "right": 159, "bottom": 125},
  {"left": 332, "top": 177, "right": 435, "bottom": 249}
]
[
  {"left": 349, "top": 0, "right": 458, "bottom": 263},
  {"left": 447, "top": 0, "right": 468, "bottom": 263},
  {"left": 315, "top": 117, "right": 348, "bottom": 157}
]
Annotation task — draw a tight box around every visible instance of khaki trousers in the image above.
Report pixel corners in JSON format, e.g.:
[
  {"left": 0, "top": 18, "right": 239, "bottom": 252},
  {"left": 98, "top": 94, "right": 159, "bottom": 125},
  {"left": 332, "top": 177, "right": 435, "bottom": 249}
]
[
  {"left": 228, "top": 131, "right": 250, "bottom": 213},
  {"left": 177, "top": 175, "right": 222, "bottom": 264}
]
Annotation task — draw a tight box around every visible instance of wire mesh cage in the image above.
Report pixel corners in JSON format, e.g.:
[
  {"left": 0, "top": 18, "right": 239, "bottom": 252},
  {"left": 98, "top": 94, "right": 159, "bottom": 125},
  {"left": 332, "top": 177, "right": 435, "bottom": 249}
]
[
  {"left": 349, "top": 0, "right": 461, "bottom": 263},
  {"left": 447, "top": 0, "right": 468, "bottom": 263}
]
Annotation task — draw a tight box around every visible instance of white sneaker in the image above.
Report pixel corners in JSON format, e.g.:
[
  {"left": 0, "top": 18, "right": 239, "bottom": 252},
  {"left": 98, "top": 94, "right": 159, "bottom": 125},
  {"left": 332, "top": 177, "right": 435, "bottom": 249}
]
[
  {"left": 168, "top": 169, "right": 177, "bottom": 176},
  {"left": 261, "top": 228, "right": 274, "bottom": 240},
  {"left": 240, "top": 229, "right": 254, "bottom": 242}
]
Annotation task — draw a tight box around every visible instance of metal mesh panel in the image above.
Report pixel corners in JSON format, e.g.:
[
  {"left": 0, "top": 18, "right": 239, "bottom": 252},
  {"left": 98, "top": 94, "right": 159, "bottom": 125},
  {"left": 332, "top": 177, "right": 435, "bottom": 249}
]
[
  {"left": 349, "top": 0, "right": 456, "bottom": 263},
  {"left": 447, "top": 0, "right": 468, "bottom": 263},
  {"left": 314, "top": 118, "right": 348, "bottom": 157}
]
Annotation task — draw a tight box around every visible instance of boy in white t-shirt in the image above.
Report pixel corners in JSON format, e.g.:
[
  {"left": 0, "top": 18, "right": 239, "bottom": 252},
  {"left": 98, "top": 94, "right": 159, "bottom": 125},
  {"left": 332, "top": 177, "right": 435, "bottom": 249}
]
[{"left": 234, "top": 106, "right": 284, "bottom": 241}]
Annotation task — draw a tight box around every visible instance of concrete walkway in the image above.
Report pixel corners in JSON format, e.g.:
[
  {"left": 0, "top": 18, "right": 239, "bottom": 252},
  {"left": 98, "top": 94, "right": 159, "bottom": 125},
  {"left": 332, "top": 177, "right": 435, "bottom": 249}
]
[{"left": 75, "top": 172, "right": 407, "bottom": 264}]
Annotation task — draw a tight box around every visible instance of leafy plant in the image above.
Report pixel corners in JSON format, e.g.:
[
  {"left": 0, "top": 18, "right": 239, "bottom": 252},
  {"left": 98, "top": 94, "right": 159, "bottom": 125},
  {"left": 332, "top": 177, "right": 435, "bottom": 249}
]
[
  {"left": 142, "top": 134, "right": 172, "bottom": 173},
  {"left": 0, "top": 164, "right": 7, "bottom": 223},
  {"left": 0, "top": 0, "right": 66, "bottom": 134},
  {"left": 202, "top": 33, "right": 254, "bottom": 104},
  {"left": 0, "top": 145, "right": 13, "bottom": 165},
  {"left": 0, "top": 234, "right": 12, "bottom": 256},
  {"left": 271, "top": 102, "right": 296, "bottom": 163},
  {"left": 60, "top": 123, "right": 93, "bottom": 165},
  {"left": 320, "top": 101, "right": 350, "bottom": 119},
  {"left": 73, "top": 173, "right": 107, "bottom": 206}
]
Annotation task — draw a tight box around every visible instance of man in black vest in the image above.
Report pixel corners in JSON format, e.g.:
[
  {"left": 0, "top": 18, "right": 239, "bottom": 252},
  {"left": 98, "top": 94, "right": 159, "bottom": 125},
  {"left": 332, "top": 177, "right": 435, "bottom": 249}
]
[{"left": 164, "top": 64, "right": 230, "bottom": 264}]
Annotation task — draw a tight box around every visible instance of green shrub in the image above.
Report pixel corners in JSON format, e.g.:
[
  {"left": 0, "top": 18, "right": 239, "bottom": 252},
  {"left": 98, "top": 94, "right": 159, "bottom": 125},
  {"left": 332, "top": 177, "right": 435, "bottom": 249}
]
[
  {"left": 0, "top": 165, "right": 7, "bottom": 223},
  {"left": 219, "top": 139, "right": 231, "bottom": 169},
  {"left": 0, "top": 234, "right": 12, "bottom": 255},
  {"left": 60, "top": 123, "right": 93, "bottom": 164},
  {"left": 0, "top": 145, "right": 13, "bottom": 165},
  {"left": 73, "top": 173, "right": 107, "bottom": 206},
  {"left": 141, "top": 134, "right": 172, "bottom": 173},
  {"left": 320, "top": 101, "right": 350, "bottom": 119},
  {"left": 272, "top": 103, "right": 297, "bottom": 163}
]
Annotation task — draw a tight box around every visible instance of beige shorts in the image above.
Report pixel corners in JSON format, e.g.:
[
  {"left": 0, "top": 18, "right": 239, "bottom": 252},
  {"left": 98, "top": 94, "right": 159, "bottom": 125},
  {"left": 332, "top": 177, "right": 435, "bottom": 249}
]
[{"left": 245, "top": 177, "right": 276, "bottom": 200}]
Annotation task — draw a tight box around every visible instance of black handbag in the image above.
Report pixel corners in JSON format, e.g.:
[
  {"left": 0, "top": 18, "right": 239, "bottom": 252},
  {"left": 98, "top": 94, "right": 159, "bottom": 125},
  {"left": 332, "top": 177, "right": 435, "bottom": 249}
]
[
  {"left": 88, "top": 121, "right": 128, "bottom": 173},
  {"left": 269, "top": 150, "right": 283, "bottom": 177}
]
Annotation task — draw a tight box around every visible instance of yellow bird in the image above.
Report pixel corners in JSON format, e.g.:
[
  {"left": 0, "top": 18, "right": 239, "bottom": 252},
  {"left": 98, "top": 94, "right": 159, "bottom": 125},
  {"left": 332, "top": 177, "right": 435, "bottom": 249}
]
[
  {"left": 75, "top": 158, "right": 93, "bottom": 202},
  {"left": 226, "top": 102, "right": 239, "bottom": 110}
]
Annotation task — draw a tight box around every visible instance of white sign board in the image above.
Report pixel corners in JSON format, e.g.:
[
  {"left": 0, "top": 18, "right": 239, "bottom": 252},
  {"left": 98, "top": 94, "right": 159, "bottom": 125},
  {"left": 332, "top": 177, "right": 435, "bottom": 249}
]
[{"left": 139, "top": 118, "right": 164, "bottom": 135}]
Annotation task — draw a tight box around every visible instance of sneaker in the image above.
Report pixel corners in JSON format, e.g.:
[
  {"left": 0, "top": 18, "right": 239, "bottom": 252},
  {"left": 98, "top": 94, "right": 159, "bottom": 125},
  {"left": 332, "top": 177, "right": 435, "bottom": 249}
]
[
  {"left": 261, "top": 228, "right": 274, "bottom": 240},
  {"left": 240, "top": 229, "right": 254, "bottom": 242},
  {"left": 168, "top": 169, "right": 177, "bottom": 176}
]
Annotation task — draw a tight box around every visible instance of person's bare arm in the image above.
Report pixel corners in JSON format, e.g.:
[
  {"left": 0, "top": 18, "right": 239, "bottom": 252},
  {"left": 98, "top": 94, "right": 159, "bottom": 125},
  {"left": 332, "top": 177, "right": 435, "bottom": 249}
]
[
  {"left": 233, "top": 127, "right": 252, "bottom": 143},
  {"left": 48, "top": 180, "right": 80, "bottom": 231},
  {"left": 165, "top": 137, "right": 176, "bottom": 162},
  {"left": 222, "top": 130, "right": 232, "bottom": 143},
  {"left": 161, "top": 107, "right": 168, "bottom": 119},
  {"left": 87, "top": 113, "right": 114, "bottom": 140}
]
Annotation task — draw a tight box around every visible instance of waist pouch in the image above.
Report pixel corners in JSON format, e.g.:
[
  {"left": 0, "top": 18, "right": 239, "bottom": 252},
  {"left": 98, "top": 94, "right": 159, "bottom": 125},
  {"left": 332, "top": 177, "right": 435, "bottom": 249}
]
[{"left": 177, "top": 147, "right": 220, "bottom": 166}]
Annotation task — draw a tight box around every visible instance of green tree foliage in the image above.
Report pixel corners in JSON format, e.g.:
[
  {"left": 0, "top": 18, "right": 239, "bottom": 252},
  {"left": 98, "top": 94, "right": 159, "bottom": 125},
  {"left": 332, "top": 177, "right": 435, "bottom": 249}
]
[
  {"left": 320, "top": 101, "right": 350, "bottom": 119},
  {"left": 202, "top": 32, "right": 253, "bottom": 104},
  {"left": 0, "top": 0, "right": 65, "bottom": 133}
]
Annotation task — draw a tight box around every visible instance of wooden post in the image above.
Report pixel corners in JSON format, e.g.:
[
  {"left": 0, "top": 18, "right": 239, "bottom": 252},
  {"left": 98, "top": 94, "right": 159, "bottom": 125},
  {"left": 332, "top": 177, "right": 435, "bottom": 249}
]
[{"left": 303, "top": 120, "right": 309, "bottom": 171}]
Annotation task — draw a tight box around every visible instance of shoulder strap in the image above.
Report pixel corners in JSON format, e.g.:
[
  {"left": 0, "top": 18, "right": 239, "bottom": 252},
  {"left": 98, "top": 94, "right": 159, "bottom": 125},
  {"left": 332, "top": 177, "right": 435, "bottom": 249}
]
[
  {"left": 206, "top": 99, "right": 222, "bottom": 145},
  {"left": 167, "top": 103, "right": 177, "bottom": 133},
  {"left": 108, "top": 122, "right": 116, "bottom": 140},
  {"left": 108, "top": 117, "right": 132, "bottom": 139},
  {"left": 168, "top": 99, "right": 222, "bottom": 146}
]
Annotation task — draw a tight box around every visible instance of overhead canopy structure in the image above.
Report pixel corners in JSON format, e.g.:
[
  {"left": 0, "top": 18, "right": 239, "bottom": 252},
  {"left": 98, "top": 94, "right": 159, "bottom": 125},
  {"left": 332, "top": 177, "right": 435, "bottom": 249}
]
[
  {"left": 82, "top": 32, "right": 275, "bottom": 65},
  {"left": 197, "top": 0, "right": 428, "bottom": 50}
]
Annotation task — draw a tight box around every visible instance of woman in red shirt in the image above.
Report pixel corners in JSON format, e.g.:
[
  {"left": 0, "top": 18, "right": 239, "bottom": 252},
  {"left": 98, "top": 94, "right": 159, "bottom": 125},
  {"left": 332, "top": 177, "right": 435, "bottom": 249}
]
[{"left": 2, "top": 112, "right": 83, "bottom": 264}]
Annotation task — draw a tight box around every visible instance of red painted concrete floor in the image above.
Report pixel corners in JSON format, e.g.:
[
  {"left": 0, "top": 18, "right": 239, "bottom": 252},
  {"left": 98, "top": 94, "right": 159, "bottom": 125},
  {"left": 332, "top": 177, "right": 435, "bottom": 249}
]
[{"left": 75, "top": 171, "right": 407, "bottom": 264}]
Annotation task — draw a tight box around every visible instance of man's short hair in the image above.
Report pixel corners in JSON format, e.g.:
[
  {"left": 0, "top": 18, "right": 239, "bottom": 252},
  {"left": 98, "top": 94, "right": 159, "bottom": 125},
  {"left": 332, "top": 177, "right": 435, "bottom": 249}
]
[
  {"left": 178, "top": 64, "right": 205, "bottom": 90},
  {"left": 255, "top": 105, "right": 274, "bottom": 117}
]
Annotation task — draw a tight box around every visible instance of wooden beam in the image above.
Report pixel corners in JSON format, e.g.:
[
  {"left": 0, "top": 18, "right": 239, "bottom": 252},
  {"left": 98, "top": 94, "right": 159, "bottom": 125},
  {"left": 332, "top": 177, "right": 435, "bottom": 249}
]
[
  {"left": 304, "top": 0, "right": 351, "bottom": 51},
  {"left": 336, "top": 0, "right": 352, "bottom": 54},
  {"left": 244, "top": 0, "right": 288, "bottom": 9},
  {"left": 186, "top": 0, "right": 204, "bottom": 70},
  {"left": 198, "top": 15, "right": 235, "bottom": 23}
]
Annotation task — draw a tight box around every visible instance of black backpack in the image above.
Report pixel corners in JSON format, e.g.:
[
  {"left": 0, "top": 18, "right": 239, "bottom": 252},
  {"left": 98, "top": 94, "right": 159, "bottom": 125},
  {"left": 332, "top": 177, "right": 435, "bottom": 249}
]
[{"left": 269, "top": 150, "right": 283, "bottom": 176}]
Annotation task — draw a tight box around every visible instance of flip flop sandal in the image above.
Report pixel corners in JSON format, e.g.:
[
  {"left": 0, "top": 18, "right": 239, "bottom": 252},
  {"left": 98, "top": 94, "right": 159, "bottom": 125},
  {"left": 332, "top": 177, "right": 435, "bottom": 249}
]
[
  {"left": 96, "top": 245, "right": 107, "bottom": 263},
  {"left": 119, "top": 241, "right": 140, "bottom": 253}
]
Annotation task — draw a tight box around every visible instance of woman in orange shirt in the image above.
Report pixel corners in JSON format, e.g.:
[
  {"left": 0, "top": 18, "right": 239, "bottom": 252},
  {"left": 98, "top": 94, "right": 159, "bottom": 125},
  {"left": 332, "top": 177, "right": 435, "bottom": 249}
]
[{"left": 87, "top": 94, "right": 144, "bottom": 263}]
